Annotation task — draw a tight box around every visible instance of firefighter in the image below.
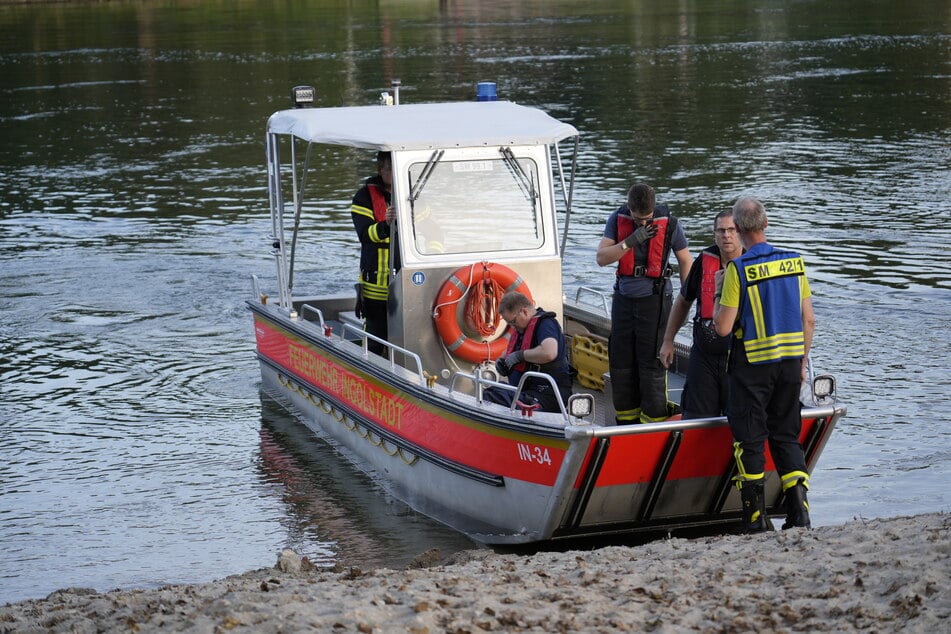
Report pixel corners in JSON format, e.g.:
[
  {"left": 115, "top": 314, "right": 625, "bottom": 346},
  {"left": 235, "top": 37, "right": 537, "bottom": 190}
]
[
  {"left": 596, "top": 183, "right": 693, "bottom": 424},
  {"left": 713, "top": 196, "right": 816, "bottom": 532},
  {"left": 659, "top": 210, "right": 743, "bottom": 419},
  {"left": 351, "top": 151, "right": 397, "bottom": 356}
]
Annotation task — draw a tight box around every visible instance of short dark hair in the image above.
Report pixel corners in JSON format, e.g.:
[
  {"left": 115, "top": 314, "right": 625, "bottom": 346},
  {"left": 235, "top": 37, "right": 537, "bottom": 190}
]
[
  {"left": 713, "top": 209, "right": 733, "bottom": 228},
  {"left": 499, "top": 291, "right": 533, "bottom": 314},
  {"left": 376, "top": 151, "right": 391, "bottom": 168},
  {"left": 627, "top": 183, "right": 655, "bottom": 215}
]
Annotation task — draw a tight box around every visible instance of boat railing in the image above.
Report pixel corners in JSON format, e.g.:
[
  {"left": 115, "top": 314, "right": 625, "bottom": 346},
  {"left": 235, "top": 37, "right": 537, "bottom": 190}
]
[
  {"left": 448, "top": 369, "right": 572, "bottom": 421},
  {"left": 447, "top": 369, "right": 503, "bottom": 400},
  {"left": 299, "top": 303, "right": 328, "bottom": 331},
  {"left": 250, "top": 274, "right": 273, "bottom": 306},
  {"left": 290, "top": 300, "right": 427, "bottom": 385},
  {"left": 340, "top": 323, "right": 427, "bottom": 384},
  {"left": 573, "top": 286, "right": 611, "bottom": 317},
  {"left": 564, "top": 402, "right": 844, "bottom": 439},
  {"left": 251, "top": 274, "right": 260, "bottom": 301}
]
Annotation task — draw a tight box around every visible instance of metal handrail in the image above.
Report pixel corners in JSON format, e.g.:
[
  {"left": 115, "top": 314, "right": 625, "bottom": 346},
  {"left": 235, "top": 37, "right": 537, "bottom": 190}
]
[
  {"left": 514, "top": 371, "right": 569, "bottom": 418},
  {"left": 250, "top": 274, "right": 261, "bottom": 301},
  {"left": 448, "top": 369, "right": 570, "bottom": 420},
  {"left": 565, "top": 403, "right": 845, "bottom": 440},
  {"left": 573, "top": 286, "right": 611, "bottom": 317},
  {"left": 299, "top": 303, "right": 327, "bottom": 331},
  {"left": 340, "top": 323, "right": 426, "bottom": 384}
]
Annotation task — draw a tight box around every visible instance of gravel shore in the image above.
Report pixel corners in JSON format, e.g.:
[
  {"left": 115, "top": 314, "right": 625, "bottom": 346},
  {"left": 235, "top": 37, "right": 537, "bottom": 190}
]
[{"left": 2, "top": 512, "right": 947, "bottom": 633}]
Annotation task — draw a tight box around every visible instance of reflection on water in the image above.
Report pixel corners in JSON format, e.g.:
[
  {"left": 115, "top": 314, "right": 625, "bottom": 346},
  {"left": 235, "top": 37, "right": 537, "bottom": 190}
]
[
  {"left": 256, "top": 396, "right": 477, "bottom": 571},
  {"left": 1, "top": 0, "right": 948, "bottom": 605}
]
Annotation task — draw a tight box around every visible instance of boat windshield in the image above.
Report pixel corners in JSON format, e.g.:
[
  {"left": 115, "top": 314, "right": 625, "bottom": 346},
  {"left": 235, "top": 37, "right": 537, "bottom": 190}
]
[{"left": 408, "top": 156, "right": 543, "bottom": 255}]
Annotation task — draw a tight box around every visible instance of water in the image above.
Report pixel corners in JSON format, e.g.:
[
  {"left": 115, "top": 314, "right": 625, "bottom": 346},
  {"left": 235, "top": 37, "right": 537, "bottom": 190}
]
[{"left": 1, "top": 0, "right": 949, "bottom": 604}]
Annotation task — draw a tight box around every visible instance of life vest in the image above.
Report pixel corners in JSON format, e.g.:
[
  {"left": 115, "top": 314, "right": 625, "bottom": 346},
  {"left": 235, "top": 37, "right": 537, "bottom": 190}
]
[
  {"left": 698, "top": 249, "right": 720, "bottom": 319},
  {"left": 616, "top": 205, "right": 676, "bottom": 278},
  {"left": 503, "top": 310, "right": 562, "bottom": 375},
  {"left": 692, "top": 248, "right": 731, "bottom": 355},
  {"left": 367, "top": 184, "right": 389, "bottom": 223},
  {"left": 734, "top": 243, "right": 807, "bottom": 364}
]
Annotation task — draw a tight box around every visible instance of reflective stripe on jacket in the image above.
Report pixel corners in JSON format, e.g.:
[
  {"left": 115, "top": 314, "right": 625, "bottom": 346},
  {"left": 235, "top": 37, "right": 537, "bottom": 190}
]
[
  {"left": 735, "top": 243, "right": 807, "bottom": 364},
  {"left": 353, "top": 183, "right": 391, "bottom": 300}
]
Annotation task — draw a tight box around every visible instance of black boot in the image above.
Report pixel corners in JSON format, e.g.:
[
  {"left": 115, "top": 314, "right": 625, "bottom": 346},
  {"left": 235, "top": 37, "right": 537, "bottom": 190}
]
[
  {"left": 740, "top": 482, "right": 771, "bottom": 533},
  {"left": 609, "top": 368, "right": 639, "bottom": 425},
  {"left": 782, "top": 480, "right": 811, "bottom": 529}
]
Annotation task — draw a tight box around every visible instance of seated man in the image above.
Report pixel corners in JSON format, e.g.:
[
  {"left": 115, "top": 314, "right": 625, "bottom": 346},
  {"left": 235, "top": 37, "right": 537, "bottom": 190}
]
[{"left": 484, "top": 291, "right": 572, "bottom": 413}]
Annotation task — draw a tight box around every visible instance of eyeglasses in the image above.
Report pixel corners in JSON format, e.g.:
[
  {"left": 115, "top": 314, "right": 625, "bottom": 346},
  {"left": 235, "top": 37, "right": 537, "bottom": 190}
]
[
  {"left": 503, "top": 307, "right": 529, "bottom": 327},
  {"left": 714, "top": 227, "right": 737, "bottom": 235},
  {"left": 632, "top": 215, "right": 653, "bottom": 226}
]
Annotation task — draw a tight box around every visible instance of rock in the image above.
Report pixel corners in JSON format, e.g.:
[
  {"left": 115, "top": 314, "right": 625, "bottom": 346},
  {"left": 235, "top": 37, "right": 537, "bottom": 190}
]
[
  {"left": 276, "top": 549, "right": 302, "bottom": 574},
  {"left": 406, "top": 548, "right": 442, "bottom": 569}
]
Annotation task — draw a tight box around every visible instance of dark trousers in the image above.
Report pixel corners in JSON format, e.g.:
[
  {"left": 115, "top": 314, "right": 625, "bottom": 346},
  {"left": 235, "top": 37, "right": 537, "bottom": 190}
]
[
  {"left": 484, "top": 369, "right": 572, "bottom": 413},
  {"left": 609, "top": 291, "right": 671, "bottom": 421},
  {"left": 681, "top": 347, "right": 729, "bottom": 419},
  {"left": 362, "top": 297, "right": 387, "bottom": 356},
  {"left": 727, "top": 343, "right": 806, "bottom": 479}
]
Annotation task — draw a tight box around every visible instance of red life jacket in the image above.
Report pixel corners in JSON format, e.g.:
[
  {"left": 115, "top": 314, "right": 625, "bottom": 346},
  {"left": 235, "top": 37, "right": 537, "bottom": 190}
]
[
  {"left": 698, "top": 250, "right": 721, "bottom": 319},
  {"left": 616, "top": 207, "right": 673, "bottom": 278},
  {"left": 503, "top": 312, "right": 545, "bottom": 372},
  {"left": 367, "top": 184, "right": 388, "bottom": 223}
]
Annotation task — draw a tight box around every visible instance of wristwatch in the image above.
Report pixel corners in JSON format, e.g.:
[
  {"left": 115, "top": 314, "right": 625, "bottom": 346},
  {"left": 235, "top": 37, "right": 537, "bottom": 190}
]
[{"left": 620, "top": 240, "right": 630, "bottom": 251}]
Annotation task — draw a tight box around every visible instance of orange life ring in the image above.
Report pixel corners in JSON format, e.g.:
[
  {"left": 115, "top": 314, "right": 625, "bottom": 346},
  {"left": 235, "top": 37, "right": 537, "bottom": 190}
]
[{"left": 433, "top": 262, "right": 533, "bottom": 364}]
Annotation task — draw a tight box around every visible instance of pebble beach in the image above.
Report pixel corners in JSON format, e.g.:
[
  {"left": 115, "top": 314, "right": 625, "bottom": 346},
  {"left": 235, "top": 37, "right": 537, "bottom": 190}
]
[{"left": 2, "top": 512, "right": 947, "bottom": 633}]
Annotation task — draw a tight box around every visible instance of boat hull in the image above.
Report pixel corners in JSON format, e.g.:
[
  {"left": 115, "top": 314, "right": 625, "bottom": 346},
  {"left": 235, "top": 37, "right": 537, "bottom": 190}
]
[{"left": 251, "top": 301, "right": 843, "bottom": 544}]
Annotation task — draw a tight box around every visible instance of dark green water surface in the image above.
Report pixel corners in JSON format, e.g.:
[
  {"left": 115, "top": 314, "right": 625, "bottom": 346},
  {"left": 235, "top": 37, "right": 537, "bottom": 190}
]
[{"left": 1, "top": 0, "right": 948, "bottom": 603}]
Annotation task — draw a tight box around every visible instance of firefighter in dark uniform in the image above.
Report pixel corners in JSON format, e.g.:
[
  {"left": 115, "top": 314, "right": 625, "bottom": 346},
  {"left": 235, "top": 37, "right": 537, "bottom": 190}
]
[
  {"left": 486, "top": 291, "right": 572, "bottom": 413},
  {"left": 659, "top": 210, "right": 744, "bottom": 419},
  {"left": 351, "top": 151, "right": 396, "bottom": 356},
  {"left": 713, "top": 196, "right": 816, "bottom": 533},
  {"left": 596, "top": 183, "right": 693, "bottom": 424}
]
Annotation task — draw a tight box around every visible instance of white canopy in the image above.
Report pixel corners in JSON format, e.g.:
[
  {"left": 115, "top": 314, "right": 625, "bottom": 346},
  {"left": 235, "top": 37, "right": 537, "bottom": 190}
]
[{"left": 266, "top": 100, "right": 579, "bottom": 150}]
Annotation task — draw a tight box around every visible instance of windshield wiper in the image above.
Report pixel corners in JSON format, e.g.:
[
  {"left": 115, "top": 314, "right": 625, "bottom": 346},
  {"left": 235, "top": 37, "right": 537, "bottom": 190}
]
[
  {"left": 409, "top": 149, "right": 445, "bottom": 204},
  {"left": 500, "top": 146, "right": 538, "bottom": 208}
]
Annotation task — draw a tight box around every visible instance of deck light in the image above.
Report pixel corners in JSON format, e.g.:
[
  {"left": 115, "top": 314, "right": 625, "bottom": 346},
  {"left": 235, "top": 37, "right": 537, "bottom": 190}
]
[
  {"left": 291, "top": 85, "right": 316, "bottom": 108},
  {"left": 568, "top": 393, "right": 594, "bottom": 421},
  {"left": 813, "top": 374, "right": 835, "bottom": 404}
]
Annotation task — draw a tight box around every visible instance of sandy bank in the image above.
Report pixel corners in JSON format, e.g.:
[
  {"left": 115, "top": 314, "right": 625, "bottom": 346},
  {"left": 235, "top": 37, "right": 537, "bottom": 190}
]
[{"left": 2, "top": 512, "right": 947, "bottom": 633}]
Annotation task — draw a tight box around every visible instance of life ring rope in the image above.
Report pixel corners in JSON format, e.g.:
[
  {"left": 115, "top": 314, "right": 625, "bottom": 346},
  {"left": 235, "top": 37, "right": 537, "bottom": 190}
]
[
  {"left": 466, "top": 265, "right": 505, "bottom": 337},
  {"left": 432, "top": 262, "right": 533, "bottom": 364}
]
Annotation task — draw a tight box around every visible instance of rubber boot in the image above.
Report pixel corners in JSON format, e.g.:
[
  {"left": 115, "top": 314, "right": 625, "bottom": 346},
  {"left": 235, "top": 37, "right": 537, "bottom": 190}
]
[
  {"left": 740, "top": 482, "right": 771, "bottom": 534},
  {"left": 781, "top": 480, "right": 811, "bottom": 529},
  {"left": 609, "top": 368, "right": 640, "bottom": 425}
]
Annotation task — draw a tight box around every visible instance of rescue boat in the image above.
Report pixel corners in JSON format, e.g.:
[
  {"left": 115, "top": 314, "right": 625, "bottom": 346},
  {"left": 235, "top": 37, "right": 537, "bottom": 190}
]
[{"left": 249, "top": 82, "right": 845, "bottom": 544}]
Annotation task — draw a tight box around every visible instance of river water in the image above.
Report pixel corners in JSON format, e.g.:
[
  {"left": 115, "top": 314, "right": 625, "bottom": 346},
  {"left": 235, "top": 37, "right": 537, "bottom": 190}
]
[{"left": 1, "top": 0, "right": 948, "bottom": 604}]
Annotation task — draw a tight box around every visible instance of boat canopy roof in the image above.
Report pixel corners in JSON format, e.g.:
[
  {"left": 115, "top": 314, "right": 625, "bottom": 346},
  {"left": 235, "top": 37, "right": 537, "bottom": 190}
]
[{"left": 266, "top": 101, "right": 579, "bottom": 151}]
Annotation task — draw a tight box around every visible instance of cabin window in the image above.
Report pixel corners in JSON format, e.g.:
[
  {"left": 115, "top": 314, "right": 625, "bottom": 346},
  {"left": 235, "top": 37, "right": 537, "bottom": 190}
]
[{"left": 408, "top": 155, "right": 544, "bottom": 255}]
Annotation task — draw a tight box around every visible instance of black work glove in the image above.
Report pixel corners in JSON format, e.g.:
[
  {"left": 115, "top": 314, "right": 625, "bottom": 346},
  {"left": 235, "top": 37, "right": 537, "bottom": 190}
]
[
  {"left": 622, "top": 223, "right": 658, "bottom": 248},
  {"left": 505, "top": 350, "right": 525, "bottom": 367},
  {"left": 495, "top": 357, "right": 511, "bottom": 377},
  {"left": 354, "top": 283, "right": 364, "bottom": 319}
]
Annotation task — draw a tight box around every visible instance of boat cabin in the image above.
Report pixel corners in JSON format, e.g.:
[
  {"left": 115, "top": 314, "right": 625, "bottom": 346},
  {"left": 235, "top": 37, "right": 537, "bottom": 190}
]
[{"left": 265, "top": 95, "right": 581, "bottom": 401}]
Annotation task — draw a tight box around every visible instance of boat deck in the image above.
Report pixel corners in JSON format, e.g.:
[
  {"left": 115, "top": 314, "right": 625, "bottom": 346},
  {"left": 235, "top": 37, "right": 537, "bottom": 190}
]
[{"left": 333, "top": 305, "right": 689, "bottom": 427}]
